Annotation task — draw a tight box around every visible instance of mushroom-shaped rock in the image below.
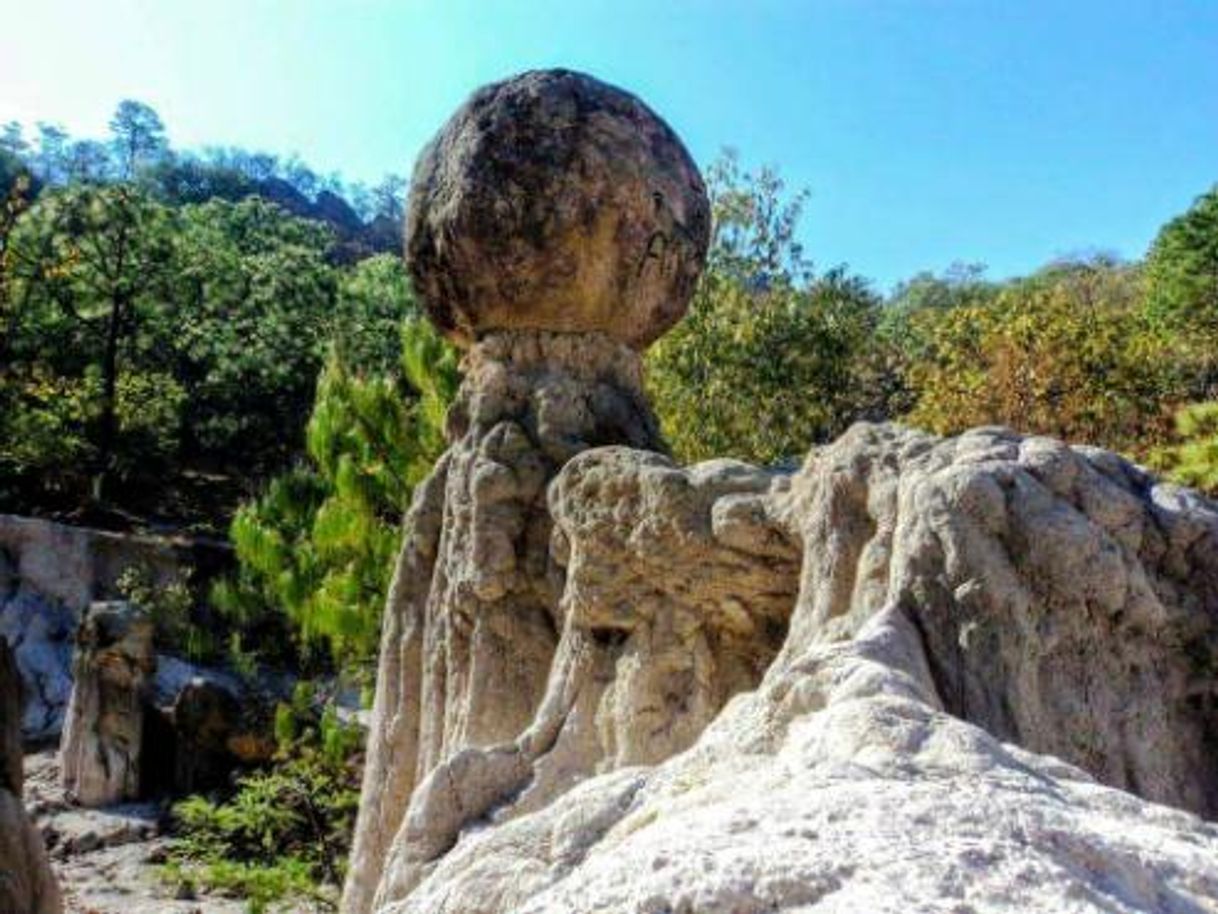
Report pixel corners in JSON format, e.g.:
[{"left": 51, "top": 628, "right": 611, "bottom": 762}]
[{"left": 406, "top": 68, "right": 711, "bottom": 349}]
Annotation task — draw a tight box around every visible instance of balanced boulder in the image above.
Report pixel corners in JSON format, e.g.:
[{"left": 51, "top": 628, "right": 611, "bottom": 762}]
[
  {"left": 343, "top": 67, "right": 1218, "bottom": 914},
  {"left": 405, "top": 69, "right": 711, "bottom": 349}
]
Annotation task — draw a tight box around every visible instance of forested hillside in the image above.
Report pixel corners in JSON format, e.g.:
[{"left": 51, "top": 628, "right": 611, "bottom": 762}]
[{"left": 0, "top": 102, "right": 416, "bottom": 531}]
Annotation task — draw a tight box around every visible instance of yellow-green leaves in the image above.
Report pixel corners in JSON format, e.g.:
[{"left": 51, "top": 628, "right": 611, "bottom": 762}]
[{"left": 905, "top": 261, "right": 1176, "bottom": 455}]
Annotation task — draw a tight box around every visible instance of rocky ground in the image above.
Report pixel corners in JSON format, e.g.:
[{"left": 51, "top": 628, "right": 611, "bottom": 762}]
[{"left": 23, "top": 750, "right": 246, "bottom": 914}]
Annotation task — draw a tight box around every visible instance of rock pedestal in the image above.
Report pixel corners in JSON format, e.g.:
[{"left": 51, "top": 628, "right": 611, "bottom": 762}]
[
  {"left": 344, "top": 330, "right": 668, "bottom": 913},
  {"left": 0, "top": 639, "right": 63, "bottom": 913},
  {"left": 341, "top": 68, "right": 712, "bottom": 914},
  {"left": 59, "top": 601, "right": 155, "bottom": 806},
  {"left": 342, "top": 63, "right": 1218, "bottom": 914}
]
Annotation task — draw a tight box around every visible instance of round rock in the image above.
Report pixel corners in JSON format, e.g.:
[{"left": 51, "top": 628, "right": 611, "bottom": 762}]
[{"left": 406, "top": 69, "right": 712, "bottom": 349}]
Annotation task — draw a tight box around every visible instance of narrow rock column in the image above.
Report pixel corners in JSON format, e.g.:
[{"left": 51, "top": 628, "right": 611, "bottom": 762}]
[
  {"left": 348, "top": 331, "right": 666, "bottom": 914},
  {"left": 341, "top": 68, "right": 710, "bottom": 914},
  {"left": 1, "top": 638, "right": 19, "bottom": 795},
  {"left": 58, "top": 601, "right": 155, "bottom": 806},
  {"left": 1, "top": 638, "right": 63, "bottom": 914}
]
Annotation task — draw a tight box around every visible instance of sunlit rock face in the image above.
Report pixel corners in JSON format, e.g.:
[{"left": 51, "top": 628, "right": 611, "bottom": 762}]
[
  {"left": 344, "top": 66, "right": 1218, "bottom": 914},
  {"left": 359, "top": 425, "right": 1218, "bottom": 914},
  {"left": 341, "top": 327, "right": 676, "bottom": 914},
  {"left": 58, "top": 601, "right": 155, "bottom": 807},
  {"left": 405, "top": 69, "right": 711, "bottom": 349}
]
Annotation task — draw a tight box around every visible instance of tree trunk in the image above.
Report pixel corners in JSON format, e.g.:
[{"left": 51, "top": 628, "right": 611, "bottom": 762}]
[{"left": 93, "top": 292, "right": 125, "bottom": 504}]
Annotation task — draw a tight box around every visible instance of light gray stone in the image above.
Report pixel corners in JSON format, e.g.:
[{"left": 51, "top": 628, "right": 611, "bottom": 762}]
[
  {"left": 0, "top": 591, "right": 75, "bottom": 741},
  {"left": 343, "top": 329, "right": 667, "bottom": 914},
  {"left": 352, "top": 424, "right": 1218, "bottom": 914},
  {"left": 383, "top": 609, "right": 1218, "bottom": 914}
]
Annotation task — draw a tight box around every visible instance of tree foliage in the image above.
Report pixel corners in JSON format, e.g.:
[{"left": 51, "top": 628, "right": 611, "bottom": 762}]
[
  {"left": 1, "top": 184, "right": 178, "bottom": 503},
  {"left": 1151, "top": 402, "right": 1218, "bottom": 494},
  {"left": 213, "top": 316, "right": 459, "bottom": 672},
  {"left": 648, "top": 157, "right": 1216, "bottom": 473},
  {"left": 109, "top": 99, "right": 168, "bottom": 180},
  {"left": 649, "top": 267, "right": 890, "bottom": 463},
  {"left": 170, "top": 197, "right": 339, "bottom": 473},
  {"left": 165, "top": 685, "right": 364, "bottom": 912},
  {"left": 0, "top": 185, "right": 355, "bottom": 517},
  {"left": 903, "top": 258, "right": 1178, "bottom": 454},
  {"left": 1146, "top": 186, "right": 1218, "bottom": 333},
  {"left": 1145, "top": 185, "right": 1218, "bottom": 399},
  {"left": 0, "top": 101, "right": 417, "bottom": 525},
  {"left": 647, "top": 151, "right": 889, "bottom": 464}
]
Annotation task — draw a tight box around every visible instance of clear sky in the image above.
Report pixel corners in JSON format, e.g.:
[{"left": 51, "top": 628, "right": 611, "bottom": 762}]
[{"left": 1, "top": 0, "right": 1215, "bottom": 289}]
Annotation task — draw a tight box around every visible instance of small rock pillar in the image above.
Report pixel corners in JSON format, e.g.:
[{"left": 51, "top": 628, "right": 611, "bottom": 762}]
[{"left": 59, "top": 601, "right": 155, "bottom": 806}]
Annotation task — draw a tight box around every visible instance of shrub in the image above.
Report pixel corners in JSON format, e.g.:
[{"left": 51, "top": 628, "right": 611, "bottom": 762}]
[
  {"left": 116, "top": 565, "right": 217, "bottom": 662},
  {"left": 164, "top": 687, "right": 363, "bottom": 912},
  {"left": 904, "top": 259, "right": 1178, "bottom": 454},
  {"left": 1151, "top": 401, "right": 1218, "bottom": 494}
]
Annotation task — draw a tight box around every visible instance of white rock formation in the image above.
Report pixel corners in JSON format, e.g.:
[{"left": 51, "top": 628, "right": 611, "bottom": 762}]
[
  {"left": 343, "top": 329, "right": 668, "bottom": 914},
  {"left": 345, "top": 69, "right": 1218, "bottom": 914},
  {"left": 386, "top": 606, "right": 1218, "bottom": 914},
  {"left": 354, "top": 425, "right": 1218, "bottom": 914},
  {"left": 346, "top": 68, "right": 714, "bottom": 913}
]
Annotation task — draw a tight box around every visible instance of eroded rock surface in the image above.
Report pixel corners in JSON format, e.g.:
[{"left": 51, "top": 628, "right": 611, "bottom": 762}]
[
  {"left": 59, "top": 602, "right": 155, "bottom": 807},
  {"left": 780, "top": 423, "right": 1218, "bottom": 817},
  {"left": 406, "top": 69, "right": 711, "bottom": 349},
  {"left": 348, "top": 73, "right": 715, "bottom": 910},
  {"left": 343, "top": 329, "right": 674, "bottom": 914},
  {"left": 347, "top": 68, "right": 1218, "bottom": 914},
  {"left": 385, "top": 607, "right": 1218, "bottom": 914},
  {"left": 357, "top": 424, "right": 1218, "bottom": 914}
]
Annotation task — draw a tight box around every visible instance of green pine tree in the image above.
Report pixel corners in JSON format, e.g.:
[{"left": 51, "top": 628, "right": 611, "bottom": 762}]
[
  {"left": 214, "top": 317, "right": 459, "bottom": 675},
  {"left": 1152, "top": 401, "right": 1218, "bottom": 495}
]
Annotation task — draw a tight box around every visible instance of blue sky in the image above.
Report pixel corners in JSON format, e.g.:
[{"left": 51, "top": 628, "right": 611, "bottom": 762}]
[{"left": 1, "top": 0, "right": 1215, "bottom": 290}]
